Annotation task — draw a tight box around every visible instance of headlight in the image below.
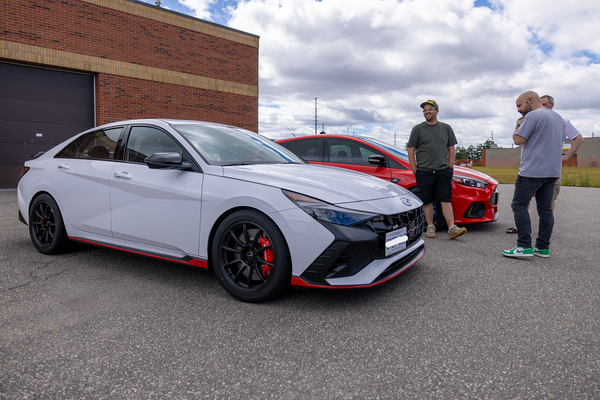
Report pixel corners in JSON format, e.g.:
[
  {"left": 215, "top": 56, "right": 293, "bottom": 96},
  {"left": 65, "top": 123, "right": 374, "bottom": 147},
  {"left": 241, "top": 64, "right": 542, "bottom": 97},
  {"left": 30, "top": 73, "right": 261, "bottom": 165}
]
[
  {"left": 452, "top": 175, "right": 488, "bottom": 188},
  {"left": 283, "top": 190, "right": 380, "bottom": 226}
]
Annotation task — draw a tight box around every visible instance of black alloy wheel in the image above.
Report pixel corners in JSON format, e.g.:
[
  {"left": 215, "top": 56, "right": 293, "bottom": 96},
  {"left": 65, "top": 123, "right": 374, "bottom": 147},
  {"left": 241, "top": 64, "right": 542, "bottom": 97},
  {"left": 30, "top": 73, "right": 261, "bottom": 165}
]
[
  {"left": 212, "top": 210, "right": 291, "bottom": 303},
  {"left": 29, "top": 194, "right": 71, "bottom": 254}
]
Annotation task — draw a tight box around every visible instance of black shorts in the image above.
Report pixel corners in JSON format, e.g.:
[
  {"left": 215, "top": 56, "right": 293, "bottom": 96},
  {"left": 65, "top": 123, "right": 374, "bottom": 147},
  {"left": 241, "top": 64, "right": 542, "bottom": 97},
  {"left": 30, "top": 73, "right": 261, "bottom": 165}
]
[{"left": 414, "top": 168, "right": 453, "bottom": 205}]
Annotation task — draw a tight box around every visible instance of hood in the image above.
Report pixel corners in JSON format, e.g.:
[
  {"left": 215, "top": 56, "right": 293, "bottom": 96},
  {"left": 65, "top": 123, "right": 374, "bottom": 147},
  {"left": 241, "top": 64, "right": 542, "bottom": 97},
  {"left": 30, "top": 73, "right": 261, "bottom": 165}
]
[
  {"left": 223, "top": 163, "right": 413, "bottom": 205},
  {"left": 453, "top": 166, "right": 498, "bottom": 184}
]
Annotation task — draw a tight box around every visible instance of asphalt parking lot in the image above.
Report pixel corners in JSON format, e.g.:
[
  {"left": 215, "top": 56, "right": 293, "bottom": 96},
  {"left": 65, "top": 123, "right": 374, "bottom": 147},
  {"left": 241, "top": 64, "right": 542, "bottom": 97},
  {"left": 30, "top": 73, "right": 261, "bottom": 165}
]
[{"left": 1, "top": 184, "right": 599, "bottom": 399}]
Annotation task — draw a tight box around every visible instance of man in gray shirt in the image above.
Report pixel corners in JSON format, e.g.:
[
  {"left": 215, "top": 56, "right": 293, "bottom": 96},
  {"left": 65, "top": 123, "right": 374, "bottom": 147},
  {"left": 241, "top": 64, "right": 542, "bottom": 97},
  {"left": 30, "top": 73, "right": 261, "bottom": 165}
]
[{"left": 502, "top": 90, "right": 565, "bottom": 258}]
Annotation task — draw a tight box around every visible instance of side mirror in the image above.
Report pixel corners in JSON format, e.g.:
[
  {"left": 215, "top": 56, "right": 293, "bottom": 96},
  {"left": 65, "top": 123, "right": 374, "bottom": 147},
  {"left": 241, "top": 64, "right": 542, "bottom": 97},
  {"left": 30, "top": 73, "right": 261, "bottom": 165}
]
[
  {"left": 145, "top": 152, "right": 184, "bottom": 169},
  {"left": 368, "top": 154, "right": 387, "bottom": 166}
]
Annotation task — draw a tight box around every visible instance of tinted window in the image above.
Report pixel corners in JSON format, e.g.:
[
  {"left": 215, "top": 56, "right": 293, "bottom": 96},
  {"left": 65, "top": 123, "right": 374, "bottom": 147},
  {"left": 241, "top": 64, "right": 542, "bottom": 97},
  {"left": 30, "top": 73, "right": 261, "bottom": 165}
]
[
  {"left": 286, "top": 138, "right": 322, "bottom": 161},
  {"left": 57, "top": 128, "right": 121, "bottom": 160},
  {"left": 359, "top": 137, "right": 410, "bottom": 163},
  {"left": 125, "top": 126, "right": 182, "bottom": 163},
  {"left": 329, "top": 139, "right": 384, "bottom": 166}
]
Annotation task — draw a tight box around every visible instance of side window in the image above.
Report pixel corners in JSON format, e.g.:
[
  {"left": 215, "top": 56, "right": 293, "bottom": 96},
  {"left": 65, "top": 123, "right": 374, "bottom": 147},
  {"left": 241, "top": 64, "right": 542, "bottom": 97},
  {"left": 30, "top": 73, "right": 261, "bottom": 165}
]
[
  {"left": 388, "top": 158, "right": 406, "bottom": 170},
  {"left": 329, "top": 141, "right": 353, "bottom": 164},
  {"left": 125, "top": 126, "right": 182, "bottom": 163},
  {"left": 329, "top": 139, "right": 387, "bottom": 166},
  {"left": 73, "top": 128, "right": 122, "bottom": 160},
  {"left": 287, "top": 139, "right": 322, "bottom": 161}
]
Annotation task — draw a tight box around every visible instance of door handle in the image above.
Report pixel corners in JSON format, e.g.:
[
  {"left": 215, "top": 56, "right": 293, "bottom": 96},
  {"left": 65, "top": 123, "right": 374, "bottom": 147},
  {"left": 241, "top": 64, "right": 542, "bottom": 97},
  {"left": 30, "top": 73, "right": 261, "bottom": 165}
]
[
  {"left": 113, "top": 172, "right": 132, "bottom": 179},
  {"left": 57, "top": 164, "right": 70, "bottom": 170}
]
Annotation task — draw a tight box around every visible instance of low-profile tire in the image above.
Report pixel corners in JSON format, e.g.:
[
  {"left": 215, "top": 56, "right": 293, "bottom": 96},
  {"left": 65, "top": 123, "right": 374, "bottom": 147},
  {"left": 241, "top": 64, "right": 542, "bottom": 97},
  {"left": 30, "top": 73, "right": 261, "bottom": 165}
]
[
  {"left": 212, "top": 210, "right": 291, "bottom": 303},
  {"left": 29, "top": 194, "right": 71, "bottom": 254}
]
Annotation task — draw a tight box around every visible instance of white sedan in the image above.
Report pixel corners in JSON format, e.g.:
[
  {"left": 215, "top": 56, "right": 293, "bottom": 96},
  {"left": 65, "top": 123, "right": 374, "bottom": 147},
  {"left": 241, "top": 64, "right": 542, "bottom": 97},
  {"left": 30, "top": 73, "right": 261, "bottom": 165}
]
[{"left": 17, "top": 120, "right": 425, "bottom": 302}]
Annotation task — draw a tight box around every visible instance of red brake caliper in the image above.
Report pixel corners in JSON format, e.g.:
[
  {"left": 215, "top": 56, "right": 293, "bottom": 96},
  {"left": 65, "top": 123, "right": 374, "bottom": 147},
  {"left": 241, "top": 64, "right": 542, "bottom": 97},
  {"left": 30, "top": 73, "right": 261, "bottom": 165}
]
[{"left": 259, "top": 233, "right": 273, "bottom": 278}]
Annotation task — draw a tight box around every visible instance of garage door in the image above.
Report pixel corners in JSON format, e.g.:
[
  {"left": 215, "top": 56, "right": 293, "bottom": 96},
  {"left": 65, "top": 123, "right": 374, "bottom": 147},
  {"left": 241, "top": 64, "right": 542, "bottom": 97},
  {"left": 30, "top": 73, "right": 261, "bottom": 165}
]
[{"left": 0, "top": 62, "right": 94, "bottom": 188}]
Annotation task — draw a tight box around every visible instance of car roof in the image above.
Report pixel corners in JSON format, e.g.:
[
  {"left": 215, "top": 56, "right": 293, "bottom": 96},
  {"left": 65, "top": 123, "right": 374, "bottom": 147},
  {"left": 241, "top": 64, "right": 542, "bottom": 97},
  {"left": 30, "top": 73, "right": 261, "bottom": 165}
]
[{"left": 279, "top": 134, "right": 372, "bottom": 141}]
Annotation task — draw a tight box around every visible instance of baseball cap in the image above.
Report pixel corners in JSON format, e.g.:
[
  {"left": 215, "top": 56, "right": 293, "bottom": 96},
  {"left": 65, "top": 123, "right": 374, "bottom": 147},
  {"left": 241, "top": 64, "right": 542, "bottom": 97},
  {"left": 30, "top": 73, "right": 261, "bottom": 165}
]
[{"left": 420, "top": 100, "right": 439, "bottom": 110}]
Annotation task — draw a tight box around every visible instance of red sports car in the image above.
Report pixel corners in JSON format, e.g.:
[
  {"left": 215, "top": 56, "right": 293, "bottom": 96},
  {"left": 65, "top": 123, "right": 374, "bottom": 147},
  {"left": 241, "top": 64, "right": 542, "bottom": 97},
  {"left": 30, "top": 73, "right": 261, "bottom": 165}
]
[{"left": 277, "top": 134, "right": 499, "bottom": 229}]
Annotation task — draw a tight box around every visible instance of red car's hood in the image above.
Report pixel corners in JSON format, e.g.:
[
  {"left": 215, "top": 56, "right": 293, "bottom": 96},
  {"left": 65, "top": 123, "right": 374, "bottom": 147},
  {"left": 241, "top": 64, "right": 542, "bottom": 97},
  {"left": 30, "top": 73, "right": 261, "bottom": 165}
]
[{"left": 453, "top": 166, "right": 498, "bottom": 185}]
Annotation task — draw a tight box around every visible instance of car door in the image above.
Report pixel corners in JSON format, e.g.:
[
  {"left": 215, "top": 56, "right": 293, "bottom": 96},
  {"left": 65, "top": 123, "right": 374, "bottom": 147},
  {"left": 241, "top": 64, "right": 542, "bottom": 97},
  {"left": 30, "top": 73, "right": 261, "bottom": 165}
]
[
  {"left": 324, "top": 138, "right": 393, "bottom": 182},
  {"left": 109, "top": 125, "right": 204, "bottom": 255},
  {"left": 282, "top": 137, "right": 324, "bottom": 164},
  {"left": 51, "top": 127, "right": 122, "bottom": 236}
]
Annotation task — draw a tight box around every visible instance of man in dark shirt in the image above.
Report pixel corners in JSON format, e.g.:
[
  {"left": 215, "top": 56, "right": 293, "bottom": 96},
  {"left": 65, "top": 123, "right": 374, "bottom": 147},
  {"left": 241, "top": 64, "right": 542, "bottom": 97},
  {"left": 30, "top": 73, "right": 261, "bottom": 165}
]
[{"left": 407, "top": 100, "right": 467, "bottom": 240}]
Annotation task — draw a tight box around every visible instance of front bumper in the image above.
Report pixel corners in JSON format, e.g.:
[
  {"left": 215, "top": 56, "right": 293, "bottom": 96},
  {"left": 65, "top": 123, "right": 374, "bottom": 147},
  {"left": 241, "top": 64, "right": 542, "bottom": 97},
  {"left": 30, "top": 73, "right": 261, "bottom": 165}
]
[{"left": 293, "top": 206, "right": 426, "bottom": 288}]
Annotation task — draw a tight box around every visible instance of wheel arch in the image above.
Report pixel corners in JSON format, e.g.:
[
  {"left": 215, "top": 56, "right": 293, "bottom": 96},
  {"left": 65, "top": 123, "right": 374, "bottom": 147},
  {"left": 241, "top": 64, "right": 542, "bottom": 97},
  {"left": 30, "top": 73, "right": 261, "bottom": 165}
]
[
  {"left": 206, "top": 206, "right": 291, "bottom": 273},
  {"left": 25, "top": 190, "right": 55, "bottom": 225}
]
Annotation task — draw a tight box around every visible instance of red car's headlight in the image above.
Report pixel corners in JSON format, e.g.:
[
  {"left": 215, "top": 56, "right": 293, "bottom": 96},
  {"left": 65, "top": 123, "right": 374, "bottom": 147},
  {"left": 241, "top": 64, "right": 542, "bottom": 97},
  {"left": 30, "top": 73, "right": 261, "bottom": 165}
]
[{"left": 452, "top": 175, "right": 488, "bottom": 188}]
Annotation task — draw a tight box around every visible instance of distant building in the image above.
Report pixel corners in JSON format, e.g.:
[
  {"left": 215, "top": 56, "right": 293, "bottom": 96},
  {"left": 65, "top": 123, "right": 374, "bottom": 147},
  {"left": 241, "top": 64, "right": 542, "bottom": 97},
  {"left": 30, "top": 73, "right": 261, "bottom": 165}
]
[
  {"left": 482, "top": 137, "right": 600, "bottom": 168},
  {"left": 1, "top": 0, "right": 259, "bottom": 187}
]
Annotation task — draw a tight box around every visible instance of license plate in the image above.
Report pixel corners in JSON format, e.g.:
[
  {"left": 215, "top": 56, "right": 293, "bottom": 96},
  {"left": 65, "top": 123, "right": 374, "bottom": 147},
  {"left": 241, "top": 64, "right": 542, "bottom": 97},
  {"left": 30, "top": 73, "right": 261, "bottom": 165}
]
[{"left": 385, "top": 227, "right": 407, "bottom": 257}]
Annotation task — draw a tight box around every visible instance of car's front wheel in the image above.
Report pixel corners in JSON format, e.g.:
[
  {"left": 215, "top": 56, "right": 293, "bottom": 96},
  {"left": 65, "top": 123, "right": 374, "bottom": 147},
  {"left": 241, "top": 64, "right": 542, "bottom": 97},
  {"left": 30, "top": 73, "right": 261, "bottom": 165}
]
[
  {"left": 29, "top": 194, "right": 71, "bottom": 254},
  {"left": 212, "top": 210, "right": 291, "bottom": 303}
]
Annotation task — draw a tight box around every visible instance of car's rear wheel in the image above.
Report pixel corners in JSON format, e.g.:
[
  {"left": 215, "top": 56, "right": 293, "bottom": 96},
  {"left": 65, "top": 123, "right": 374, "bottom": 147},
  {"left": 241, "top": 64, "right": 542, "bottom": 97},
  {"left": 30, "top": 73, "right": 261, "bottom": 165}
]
[
  {"left": 29, "top": 194, "right": 71, "bottom": 254},
  {"left": 212, "top": 210, "right": 291, "bottom": 303}
]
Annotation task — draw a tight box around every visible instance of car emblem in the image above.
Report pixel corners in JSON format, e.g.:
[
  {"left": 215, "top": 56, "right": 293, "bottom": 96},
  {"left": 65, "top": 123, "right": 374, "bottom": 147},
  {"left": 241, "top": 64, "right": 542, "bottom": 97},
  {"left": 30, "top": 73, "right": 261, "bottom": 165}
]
[{"left": 400, "top": 196, "right": 412, "bottom": 206}]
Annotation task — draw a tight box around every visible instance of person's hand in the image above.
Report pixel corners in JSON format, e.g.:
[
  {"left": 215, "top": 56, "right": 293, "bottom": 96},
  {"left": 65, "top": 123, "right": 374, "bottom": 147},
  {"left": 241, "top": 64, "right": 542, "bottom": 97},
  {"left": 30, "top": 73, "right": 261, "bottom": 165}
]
[{"left": 515, "top": 117, "right": 523, "bottom": 131}]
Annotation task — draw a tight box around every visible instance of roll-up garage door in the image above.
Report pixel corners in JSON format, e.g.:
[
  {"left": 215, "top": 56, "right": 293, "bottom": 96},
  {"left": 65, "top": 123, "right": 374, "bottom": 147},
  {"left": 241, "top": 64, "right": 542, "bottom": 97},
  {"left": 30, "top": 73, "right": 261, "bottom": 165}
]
[{"left": 0, "top": 62, "right": 94, "bottom": 188}]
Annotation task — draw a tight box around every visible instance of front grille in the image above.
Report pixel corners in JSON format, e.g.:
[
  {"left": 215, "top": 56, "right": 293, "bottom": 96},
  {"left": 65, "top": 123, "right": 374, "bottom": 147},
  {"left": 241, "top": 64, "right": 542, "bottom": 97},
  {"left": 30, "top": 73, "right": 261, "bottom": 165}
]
[
  {"left": 354, "top": 206, "right": 425, "bottom": 247},
  {"left": 299, "top": 206, "right": 425, "bottom": 285}
]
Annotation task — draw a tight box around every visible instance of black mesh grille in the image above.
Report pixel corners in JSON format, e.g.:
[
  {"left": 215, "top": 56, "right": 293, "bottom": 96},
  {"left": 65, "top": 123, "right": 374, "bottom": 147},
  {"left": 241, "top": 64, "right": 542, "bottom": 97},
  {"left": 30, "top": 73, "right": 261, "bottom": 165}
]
[
  {"left": 325, "top": 242, "right": 374, "bottom": 279},
  {"left": 324, "top": 206, "right": 425, "bottom": 279},
  {"left": 354, "top": 206, "right": 425, "bottom": 246}
]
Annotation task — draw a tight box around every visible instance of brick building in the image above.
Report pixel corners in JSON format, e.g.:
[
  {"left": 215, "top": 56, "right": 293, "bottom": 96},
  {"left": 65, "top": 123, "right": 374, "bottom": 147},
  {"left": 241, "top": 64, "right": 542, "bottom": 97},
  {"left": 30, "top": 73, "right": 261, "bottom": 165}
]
[{"left": 0, "top": 0, "right": 259, "bottom": 187}]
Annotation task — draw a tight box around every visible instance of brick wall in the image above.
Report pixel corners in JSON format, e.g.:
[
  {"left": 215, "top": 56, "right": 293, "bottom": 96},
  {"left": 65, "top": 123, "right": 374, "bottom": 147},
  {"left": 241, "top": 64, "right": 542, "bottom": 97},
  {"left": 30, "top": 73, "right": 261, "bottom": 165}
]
[
  {"left": 1, "top": 0, "right": 259, "bottom": 130},
  {"left": 96, "top": 74, "right": 258, "bottom": 129}
]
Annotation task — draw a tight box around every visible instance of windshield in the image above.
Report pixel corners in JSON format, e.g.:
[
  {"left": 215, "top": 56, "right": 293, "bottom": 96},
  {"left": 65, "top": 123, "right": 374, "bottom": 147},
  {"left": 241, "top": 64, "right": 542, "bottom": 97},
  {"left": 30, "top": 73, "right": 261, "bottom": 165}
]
[
  {"left": 172, "top": 123, "right": 304, "bottom": 166},
  {"left": 360, "top": 137, "right": 410, "bottom": 162}
]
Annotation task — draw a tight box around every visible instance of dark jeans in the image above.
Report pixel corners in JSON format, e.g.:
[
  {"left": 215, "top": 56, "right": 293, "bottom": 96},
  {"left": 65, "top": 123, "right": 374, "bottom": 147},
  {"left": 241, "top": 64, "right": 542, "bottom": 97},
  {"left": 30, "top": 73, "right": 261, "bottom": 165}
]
[{"left": 511, "top": 175, "right": 557, "bottom": 250}]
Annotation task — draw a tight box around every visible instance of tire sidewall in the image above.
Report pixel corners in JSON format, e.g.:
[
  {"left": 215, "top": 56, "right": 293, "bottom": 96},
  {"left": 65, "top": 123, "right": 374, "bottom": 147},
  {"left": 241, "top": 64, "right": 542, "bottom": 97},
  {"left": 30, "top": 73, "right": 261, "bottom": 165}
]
[
  {"left": 212, "top": 210, "right": 291, "bottom": 302},
  {"left": 29, "top": 194, "right": 69, "bottom": 254}
]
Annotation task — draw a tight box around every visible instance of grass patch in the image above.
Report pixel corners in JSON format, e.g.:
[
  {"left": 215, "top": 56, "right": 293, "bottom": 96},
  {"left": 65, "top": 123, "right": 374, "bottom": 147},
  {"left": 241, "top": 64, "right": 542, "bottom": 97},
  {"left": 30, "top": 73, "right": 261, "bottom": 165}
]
[{"left": 468, "top": 167, "right": 600, "bottom": 187}]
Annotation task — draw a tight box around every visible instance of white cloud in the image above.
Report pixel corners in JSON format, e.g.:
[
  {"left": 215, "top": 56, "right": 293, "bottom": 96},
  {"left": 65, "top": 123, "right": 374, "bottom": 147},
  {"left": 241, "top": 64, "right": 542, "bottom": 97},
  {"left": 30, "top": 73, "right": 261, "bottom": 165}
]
[
  {"left": 176, "top": 0, "right": 215, "bottom": 20},
  {"left": 167, "top": 0, "right": 600, "bottom": 147}
]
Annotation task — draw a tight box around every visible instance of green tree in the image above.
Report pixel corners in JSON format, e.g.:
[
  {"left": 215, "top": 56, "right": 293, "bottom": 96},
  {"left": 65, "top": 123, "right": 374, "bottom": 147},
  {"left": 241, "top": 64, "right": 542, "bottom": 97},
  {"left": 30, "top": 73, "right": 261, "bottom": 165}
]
[
  {"left": 457, "top": 139, "right": 496, "bottom": 160},
  {"left": 455, "top": 146, "right": 469, "bottom": 160},
  {"left": 475, "top": 139, "right": 496, "bottom": 160}
]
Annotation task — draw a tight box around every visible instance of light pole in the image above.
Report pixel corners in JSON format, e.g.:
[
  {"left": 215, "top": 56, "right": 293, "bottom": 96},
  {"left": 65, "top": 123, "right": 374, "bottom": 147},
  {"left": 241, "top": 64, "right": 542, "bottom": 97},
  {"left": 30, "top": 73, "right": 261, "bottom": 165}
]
[{"left": 342, "top": 124, "right": 354, "bottom": 135}]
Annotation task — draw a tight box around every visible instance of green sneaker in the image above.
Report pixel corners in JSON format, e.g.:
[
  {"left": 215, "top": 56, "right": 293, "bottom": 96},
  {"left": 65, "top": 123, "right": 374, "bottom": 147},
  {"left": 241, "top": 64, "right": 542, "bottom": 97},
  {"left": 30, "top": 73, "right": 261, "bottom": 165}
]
[
  {"left": 533, "top": 247, "right": 550, "bottom": 258},
  {"left": 502, "top": 246, "right": 533, "bottom": 257}
]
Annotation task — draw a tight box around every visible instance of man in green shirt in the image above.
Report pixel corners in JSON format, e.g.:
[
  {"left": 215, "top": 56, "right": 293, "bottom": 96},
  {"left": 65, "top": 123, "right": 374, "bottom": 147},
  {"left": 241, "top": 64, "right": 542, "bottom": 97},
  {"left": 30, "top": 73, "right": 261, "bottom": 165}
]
[{"left": 407, "top": 100, "right": 467, "bottom": 239}]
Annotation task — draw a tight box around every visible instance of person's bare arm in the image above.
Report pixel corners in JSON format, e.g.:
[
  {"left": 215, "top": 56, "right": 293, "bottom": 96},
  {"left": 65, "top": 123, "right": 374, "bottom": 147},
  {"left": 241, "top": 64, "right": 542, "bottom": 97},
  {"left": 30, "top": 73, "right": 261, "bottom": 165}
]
[
  {"left": 408, "top": 147, "right": 417, "bottom": 175},
  {"left": 513, "top": 133, "right": 527, "bottom": 145},
  {"left": 563, "top": 134, "right": 584, "bottom": 161},
  {"left": 513, "top": 116, "right": 527, "bottom": 145},
  {"left": 447, "top": 146, "right": 455, "bottom": 168}
]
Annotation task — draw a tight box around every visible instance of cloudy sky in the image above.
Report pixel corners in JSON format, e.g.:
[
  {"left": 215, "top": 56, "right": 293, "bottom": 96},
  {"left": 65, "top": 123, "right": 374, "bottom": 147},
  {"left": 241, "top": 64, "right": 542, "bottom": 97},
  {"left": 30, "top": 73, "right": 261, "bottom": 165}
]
[{"left": 144, "top": 0, "right": 600, "bottom": 148}]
